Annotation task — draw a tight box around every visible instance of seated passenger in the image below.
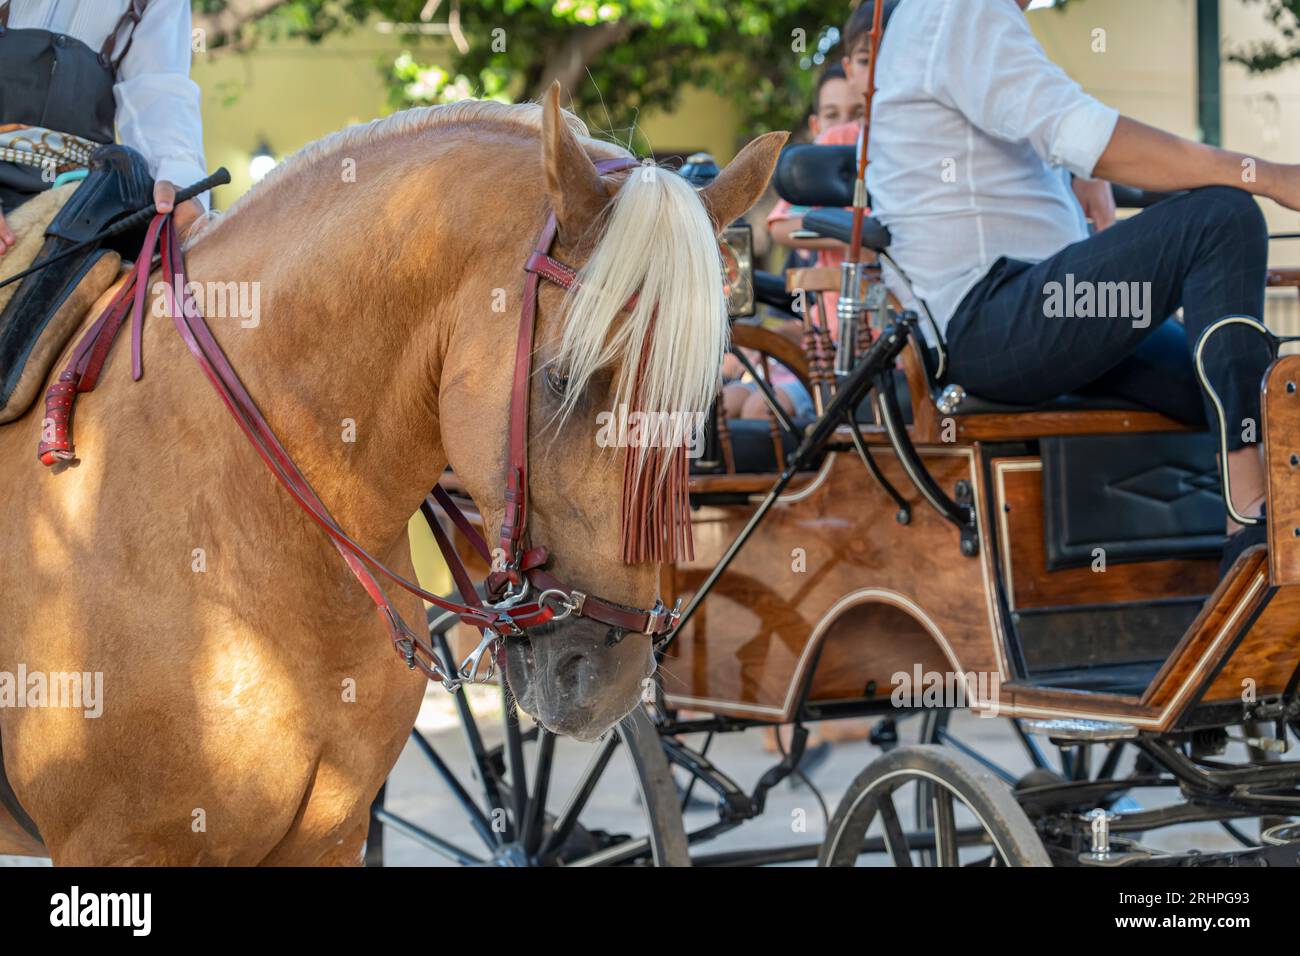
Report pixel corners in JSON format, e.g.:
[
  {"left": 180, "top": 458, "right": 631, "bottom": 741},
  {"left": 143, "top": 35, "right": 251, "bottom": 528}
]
[
  {"left": 728, "top": 3, "right": 895, "bottom": 425},
  {"left": 726, "top": 56, "right": 872, "bottom": 423},
  {"left": 769, "top": 1, "right": 896, "bottom": 323},
  {"left": 869, "top": 0, "right": 1299, "bottom": 571}
]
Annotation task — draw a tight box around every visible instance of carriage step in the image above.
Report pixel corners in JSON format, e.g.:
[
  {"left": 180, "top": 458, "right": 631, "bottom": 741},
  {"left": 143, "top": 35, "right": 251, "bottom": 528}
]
[{"left": 1019, "top": 718, "right": 1140, "bottom": 742}]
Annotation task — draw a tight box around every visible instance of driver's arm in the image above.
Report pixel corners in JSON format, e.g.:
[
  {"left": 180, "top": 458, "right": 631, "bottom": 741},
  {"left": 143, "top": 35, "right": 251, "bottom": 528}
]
[{"left": 1093, "top": 116, "right": 1300, "bottom": 212}]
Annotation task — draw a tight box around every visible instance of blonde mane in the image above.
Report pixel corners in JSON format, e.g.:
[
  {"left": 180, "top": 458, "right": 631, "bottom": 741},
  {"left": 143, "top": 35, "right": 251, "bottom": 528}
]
[
  {"left": 554, "top": 165, "right": 726, "bottom": 466},
  {"left": 203, "top": 99, "right": 620, "bottom": 239}
]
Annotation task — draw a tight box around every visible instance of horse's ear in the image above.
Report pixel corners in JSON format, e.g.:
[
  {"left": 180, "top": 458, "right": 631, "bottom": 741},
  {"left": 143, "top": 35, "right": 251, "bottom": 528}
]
[
  {"left": 542, "top": 81, "right": 609, "bottom": 246},
  {"left": 698, "top": 131, "right": 790, "bottom": 233}
]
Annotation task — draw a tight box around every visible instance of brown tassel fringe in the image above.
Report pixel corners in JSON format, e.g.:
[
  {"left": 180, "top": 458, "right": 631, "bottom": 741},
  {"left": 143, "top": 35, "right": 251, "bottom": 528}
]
[
  {"left": 617, "top": 328, "right": 695, "bottom": 564},
  {"left": 620, "top": 441, "right": 693, "bottom": 564}
]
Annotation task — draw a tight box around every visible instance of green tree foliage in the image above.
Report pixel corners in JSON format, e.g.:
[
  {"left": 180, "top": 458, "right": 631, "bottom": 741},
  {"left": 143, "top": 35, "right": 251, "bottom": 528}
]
[
  {"left": 1227, "top": 0, "right": 1300, "bottom": 72},
  {"left": 193, "top": 0, "right": 853, "bottom": 151}
]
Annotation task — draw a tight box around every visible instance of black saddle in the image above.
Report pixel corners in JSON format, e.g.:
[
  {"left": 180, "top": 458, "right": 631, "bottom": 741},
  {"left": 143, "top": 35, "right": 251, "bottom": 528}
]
[{"left": 0, "top": 145, "right": 152, "bottom": 421}]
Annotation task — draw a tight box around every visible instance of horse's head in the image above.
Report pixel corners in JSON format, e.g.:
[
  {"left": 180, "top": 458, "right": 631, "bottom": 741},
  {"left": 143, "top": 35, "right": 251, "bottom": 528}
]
[{"left": 440, "top": 86, "right": 785, "bottom": 739}]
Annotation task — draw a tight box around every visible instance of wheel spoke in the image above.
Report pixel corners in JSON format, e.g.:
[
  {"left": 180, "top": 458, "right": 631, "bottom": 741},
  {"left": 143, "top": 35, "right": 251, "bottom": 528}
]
[
  {"left": 520, "top": 729, "right": 556, "bottom": 856},
  {"left": 914, "top": 777, "right": 935, "bottom": 866},
  {"left": 539, "top": 733, "right": 619, "bottom": 861},
  {"left": 436, "top": 631, "right": 509, "bottom": 836},
  {"left": 877, "top": 792, "right": 913, "bottom": 866},
  {"left": 1097, "top": 741, "right": 1125, "bottom": 782},
  {"left": 409, "top": 728, "right": 498, "bottom": 850},
  {"left": 503, "top": 694, "right": 529, "bottom": 835},
  {"left": 365, "top": 782, "right": 387, "bottom": 867},
  {"left": 372, "top": 807, "right": 485, "bottom": 866},
  {"left": 931, "top": 788, "right": 959, "bottom": 867},
  {"left": 936, "top": 728, "right": 1018, "bottom": 785},
  {"left": 1011, "top": 718, "right": 1052, "bottom": 771}
]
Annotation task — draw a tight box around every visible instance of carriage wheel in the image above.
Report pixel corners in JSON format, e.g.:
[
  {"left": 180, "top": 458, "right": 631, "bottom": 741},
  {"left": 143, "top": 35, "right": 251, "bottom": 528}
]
[
  {"left": 819, "top": 745, "right": 1051, "bottom": 867},
  {"left": 366, "top": 632, "right": 688, "bottom": 867}
]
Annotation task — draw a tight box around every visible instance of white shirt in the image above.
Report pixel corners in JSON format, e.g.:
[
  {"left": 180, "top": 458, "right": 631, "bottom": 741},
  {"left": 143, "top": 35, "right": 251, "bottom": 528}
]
[
  {"left": 6, "top": 0, "right": 207, "bottom": 199},
  {"left": 867, "top": 0, "right": 1120, "bottom": 342}
]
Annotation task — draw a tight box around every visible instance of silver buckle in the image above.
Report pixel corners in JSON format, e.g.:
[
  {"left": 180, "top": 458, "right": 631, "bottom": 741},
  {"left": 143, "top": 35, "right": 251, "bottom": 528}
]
[
  {"left": 645, "top": 598, "right": 682, "bottom": 635},
  {"left": 489, "top": 578, "right": 530, "bottom": 611},
  {"left": 538, "top": 588, "right": 579, "bottom": 622}
]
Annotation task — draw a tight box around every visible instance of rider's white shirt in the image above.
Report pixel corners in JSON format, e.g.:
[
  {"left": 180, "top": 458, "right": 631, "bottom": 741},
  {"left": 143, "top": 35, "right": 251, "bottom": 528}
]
[
  {"left": 867, "top": 0, "right": 1119, "bottom": 343},
  {"left": 6, "top": 0, "right": 207, "bottom": 200}
]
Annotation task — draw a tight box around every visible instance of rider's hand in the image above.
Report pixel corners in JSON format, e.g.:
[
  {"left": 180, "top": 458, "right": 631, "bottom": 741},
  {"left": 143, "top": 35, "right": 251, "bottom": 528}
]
[
  {"left": 154, "top": 181, "right": 205, "bottom": 241},
  {"left": 0, "top": 209, "right": 15, "bottom": 257},
  {"left": 1072, "top": 176, "right": 1117, "bottom": 232}
]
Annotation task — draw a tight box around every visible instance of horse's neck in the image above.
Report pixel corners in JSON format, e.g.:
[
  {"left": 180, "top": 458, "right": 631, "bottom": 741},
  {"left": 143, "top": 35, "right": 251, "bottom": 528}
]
[
  {"left": 176, "top": 203, "right": 454, "bottom": 550},
  {"left": 172, "top": 135, "right": 547, "bottom": 550}
]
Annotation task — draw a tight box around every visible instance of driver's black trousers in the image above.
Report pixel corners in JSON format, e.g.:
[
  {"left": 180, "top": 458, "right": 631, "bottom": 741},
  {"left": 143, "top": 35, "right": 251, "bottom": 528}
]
[{"left": 944, "top": 185, "right": 1273, "bottom": 451}]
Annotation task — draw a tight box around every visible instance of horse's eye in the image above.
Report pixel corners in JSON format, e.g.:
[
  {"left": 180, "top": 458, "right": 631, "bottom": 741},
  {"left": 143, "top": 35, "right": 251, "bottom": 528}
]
[{"left": 545, "top": 366, "right": 569, "bottom": 395}]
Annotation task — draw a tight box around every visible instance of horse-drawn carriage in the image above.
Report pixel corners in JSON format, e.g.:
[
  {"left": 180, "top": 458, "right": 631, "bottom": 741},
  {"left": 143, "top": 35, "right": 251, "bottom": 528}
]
[
  {"left": 366, "top": 140, "right": 1300, "bottom": 868},
  {"left": 0, "top": 64, "right": 1296, "bottom": 867}
]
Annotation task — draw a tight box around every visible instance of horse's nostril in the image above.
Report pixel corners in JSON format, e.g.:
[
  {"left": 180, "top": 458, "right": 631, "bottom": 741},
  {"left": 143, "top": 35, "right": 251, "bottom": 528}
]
[{"left": 555, "top": 651, "right": 588, "bottom": 685}]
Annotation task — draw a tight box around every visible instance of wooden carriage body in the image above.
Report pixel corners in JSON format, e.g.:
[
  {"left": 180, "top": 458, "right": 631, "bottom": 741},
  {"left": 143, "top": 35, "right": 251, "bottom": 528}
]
[
  {"left": 660, "top": 317, "right": 1300, "bottom": 734},
  {"left": 439, "top": 317, "right": 1300, "bottom": 737}
]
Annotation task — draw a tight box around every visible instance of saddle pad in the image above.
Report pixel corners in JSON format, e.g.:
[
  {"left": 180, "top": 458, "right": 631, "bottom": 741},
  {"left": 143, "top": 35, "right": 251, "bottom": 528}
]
[
  {"left": 0, "top": 185, "right": 122, "bottom": 425},
  {"left": 0, "top": 184, "right": 78, "bottom": 314},
  {"left": 1041, "top": 432, "right": 1225, "bottom": 570}
]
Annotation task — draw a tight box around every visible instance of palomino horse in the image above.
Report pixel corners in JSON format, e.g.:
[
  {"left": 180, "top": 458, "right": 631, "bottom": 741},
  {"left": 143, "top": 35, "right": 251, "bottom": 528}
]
[{"left": 0, "top": 86, "right": 784, "bottom": 864}]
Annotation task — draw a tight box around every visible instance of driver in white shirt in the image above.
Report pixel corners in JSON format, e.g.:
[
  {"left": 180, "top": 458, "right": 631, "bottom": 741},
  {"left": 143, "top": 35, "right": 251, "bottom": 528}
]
[{"left": 869, "top": 0, "right": 1300, "bottom": 572}]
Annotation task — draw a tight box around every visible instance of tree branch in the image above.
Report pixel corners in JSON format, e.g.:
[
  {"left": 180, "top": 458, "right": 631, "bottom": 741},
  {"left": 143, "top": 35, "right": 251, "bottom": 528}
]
[
  {"left": 528, "top": 21, "right": 635, "bottom": 101},
  {"left": 193, "top": 0, "right": 298, "bottom": 47}
]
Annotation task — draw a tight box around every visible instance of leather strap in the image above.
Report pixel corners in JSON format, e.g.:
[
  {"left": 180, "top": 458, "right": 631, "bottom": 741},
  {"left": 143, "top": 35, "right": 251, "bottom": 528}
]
[
  {"left": 498, "top": 214, "right": 558, "bottom": 571},
  {"left": 500, "top": 155, "right": 640, "bottom": 577},
  {"left": 101, "top": 0, "right": 149, "bottom": 67}
]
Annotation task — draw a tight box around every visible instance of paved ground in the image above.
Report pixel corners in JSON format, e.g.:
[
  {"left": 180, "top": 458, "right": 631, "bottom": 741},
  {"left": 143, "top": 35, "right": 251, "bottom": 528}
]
[{"left": 1, "top": 685, "right": 1262, "bottom": 867}]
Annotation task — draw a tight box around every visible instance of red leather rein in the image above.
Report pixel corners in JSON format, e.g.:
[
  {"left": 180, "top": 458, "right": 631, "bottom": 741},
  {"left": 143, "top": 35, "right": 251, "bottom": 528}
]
[{"left": 37, "top": 157, "right": 679, "bottom": 689}]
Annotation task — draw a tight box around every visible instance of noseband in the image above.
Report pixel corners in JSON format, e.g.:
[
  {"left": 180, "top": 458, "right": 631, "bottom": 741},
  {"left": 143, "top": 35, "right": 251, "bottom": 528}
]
[{"left": 37, "top": 155, "right": 679, "bottom": 690}]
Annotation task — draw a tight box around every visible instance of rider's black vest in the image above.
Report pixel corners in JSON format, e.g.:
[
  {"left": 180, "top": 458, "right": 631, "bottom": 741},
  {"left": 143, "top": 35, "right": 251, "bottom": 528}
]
[{"left": 0, "top": 0, "right": 148, "bottom": 211}]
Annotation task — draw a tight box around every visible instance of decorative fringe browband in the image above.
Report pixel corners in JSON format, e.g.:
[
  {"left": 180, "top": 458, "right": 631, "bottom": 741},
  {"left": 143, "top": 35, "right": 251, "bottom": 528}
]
[{"left": 616, "top": 339, "right": 696, "bottom": 565}]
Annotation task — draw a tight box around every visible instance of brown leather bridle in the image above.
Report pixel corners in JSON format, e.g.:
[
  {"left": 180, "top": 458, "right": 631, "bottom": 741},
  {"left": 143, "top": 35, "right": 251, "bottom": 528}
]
[{"left": 37, "top": 155, "right": 679, "bottom": 689}]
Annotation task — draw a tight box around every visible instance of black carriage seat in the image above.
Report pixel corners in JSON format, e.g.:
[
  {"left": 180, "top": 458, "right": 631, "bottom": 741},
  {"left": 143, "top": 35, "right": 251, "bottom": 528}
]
[
  {"left": 774, "top": 143, "right": 859, "bottom": 209},
  {"left": 690, "top": 414, "right": 821, "bottom": 476},
  {"left": 801, "top": 207, "right": 892, "bottom": 254}
]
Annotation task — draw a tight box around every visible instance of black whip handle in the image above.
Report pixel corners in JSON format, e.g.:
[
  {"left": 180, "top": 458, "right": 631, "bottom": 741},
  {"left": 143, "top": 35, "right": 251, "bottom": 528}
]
[{"left": 0, "top": 167, "right": 231, "bottom": 291}]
